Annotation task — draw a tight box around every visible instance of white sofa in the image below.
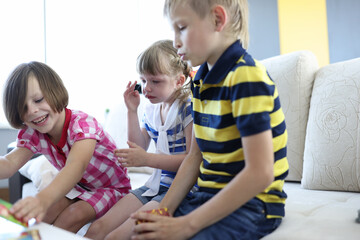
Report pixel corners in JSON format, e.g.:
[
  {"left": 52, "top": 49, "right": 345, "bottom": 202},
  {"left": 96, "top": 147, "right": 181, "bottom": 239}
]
[
  {"left": 18, "top": 51, "right": 360, "bottom": 239},
  {"left": 260, "top": 51, "right": 360, "bottom": 239}
]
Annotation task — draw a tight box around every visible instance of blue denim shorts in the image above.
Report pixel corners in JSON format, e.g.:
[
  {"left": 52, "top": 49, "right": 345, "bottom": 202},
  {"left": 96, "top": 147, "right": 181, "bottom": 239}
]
[
  {"left": 174, "top": 191, "right": 282, "bottom": 240},
  {"left": 130, "top": 185, "right": 169, "bottom": 204}
]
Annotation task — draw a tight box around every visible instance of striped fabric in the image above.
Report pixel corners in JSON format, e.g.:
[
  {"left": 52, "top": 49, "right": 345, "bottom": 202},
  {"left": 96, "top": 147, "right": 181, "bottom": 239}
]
[
  {"left": 142, "top": 99, "right": 193, "bottom": 187},
  {"left": 17, "top": 108, "right": 131, "bottom": 218},
  {"left": 192, "top": 41, "right": 288, "bottom": 218}
]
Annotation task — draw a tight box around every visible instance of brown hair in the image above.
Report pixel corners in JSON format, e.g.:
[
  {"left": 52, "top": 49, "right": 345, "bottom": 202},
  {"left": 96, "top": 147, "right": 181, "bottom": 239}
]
[
  {"left": 163, "top": 0, "right": 249, "bottom": 49},
  {"left": 136, "top": 39, "right": 192, "bottom": 103},
  {"left": 3, "top": 61, "right": 68, "bottom": 129}
]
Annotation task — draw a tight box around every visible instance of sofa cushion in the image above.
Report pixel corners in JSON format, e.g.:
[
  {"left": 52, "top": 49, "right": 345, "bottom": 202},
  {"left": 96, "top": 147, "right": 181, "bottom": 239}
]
[
  {"left": 302, "top": 57, "right": 360, "bottom": 191},
  {"left": 261, "top": 182, "right": 360, "bottom": 240},
  {"left": 19, "top": 155, "right": 57, "bottom": 191},
  {"left": 261, "top": 51, "right": 318, "bottom": 181}
]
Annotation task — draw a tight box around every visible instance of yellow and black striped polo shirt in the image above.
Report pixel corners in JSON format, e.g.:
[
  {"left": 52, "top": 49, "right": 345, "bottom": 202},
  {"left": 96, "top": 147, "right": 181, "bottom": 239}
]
[{"left": 192, "top": 41, "right": 288, "bottom": 218}]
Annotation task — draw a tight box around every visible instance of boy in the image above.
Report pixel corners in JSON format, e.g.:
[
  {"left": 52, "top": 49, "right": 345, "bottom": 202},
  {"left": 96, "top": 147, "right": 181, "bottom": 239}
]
[{"left": 132, "top": 1, "right": 289, "bottom": 239}]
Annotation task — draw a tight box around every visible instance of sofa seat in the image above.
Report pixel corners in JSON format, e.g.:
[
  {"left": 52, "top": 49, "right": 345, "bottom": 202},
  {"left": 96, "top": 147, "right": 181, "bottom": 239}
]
[
  {"left": 21, "top": 175, "right": 360, "bottom": 239},
  {"left": 262, "top": 182, "right": 360, "bottom": 239}
]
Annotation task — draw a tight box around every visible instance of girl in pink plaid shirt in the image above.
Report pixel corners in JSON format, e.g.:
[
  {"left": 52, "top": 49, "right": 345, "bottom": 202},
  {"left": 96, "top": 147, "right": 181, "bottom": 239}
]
[{"left": 0, "top": 61, "right": 131, "bottom": 233}]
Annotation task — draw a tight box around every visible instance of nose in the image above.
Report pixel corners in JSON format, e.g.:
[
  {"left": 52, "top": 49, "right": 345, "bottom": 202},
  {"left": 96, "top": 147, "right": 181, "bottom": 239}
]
[
  {"left": 143, "top": 82, "right": 151, "bottom": 93},
  {"left": 27, "top": 102, "right": 38, "bottom": 114},
  {"left": 173, "top": 33, "right": 182, "bottom": 49}
]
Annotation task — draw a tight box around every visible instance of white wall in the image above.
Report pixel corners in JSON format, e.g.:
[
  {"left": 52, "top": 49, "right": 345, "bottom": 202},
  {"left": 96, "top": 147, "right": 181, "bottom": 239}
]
[
  {"left": 0, "top": 0, "right": 173, "bottom": 125},
  {"left": 45, "top": 0, "right": 173, "bottom": 123}
]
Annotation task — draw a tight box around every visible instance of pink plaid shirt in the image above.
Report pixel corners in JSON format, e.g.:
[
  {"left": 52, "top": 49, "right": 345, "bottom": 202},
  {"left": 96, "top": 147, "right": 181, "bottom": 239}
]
[{"left": 17, "top": 108, "right": 131, "bottom": 218}]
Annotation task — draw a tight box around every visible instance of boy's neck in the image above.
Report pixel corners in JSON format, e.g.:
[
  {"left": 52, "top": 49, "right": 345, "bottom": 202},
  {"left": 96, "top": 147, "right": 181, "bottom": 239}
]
[{"left": 208, "top": 38, "right": 239, "bottom": 70}]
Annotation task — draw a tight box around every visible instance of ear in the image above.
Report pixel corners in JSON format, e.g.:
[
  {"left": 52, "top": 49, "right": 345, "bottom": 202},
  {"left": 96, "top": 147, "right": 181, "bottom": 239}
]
[
  {"left": 212, "top": 5, "right": 227, "bottom": 32},
  {"left": 176, "top": 74, "right": 186, "bottom": 87}
]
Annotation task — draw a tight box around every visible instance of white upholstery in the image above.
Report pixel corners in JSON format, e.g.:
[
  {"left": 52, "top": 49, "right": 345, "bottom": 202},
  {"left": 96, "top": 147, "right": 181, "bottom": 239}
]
[
  {"left": 261, "top": 51, "right": 319, "bottom": 181},
  {"left": 261, "top": 53, "right": 360, "bottom": 239},
  {"left": 302, "top": 58, "right": 360, "bottom": 191},
  {"left": 262, "top": 182, "right": 360, "bottom": 240}
]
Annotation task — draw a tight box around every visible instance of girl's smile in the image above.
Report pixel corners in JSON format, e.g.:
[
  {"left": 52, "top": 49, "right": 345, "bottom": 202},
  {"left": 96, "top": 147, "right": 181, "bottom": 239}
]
[{"left": 31, "top": 114, "right": 49, "bottom": 126}]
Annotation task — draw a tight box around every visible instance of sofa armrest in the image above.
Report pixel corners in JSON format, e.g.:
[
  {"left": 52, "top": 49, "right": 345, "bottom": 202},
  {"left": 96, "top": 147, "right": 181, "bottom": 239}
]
[
  {"left": 7, "top": 142, "right": 39, "bottom": 203},
  {"left": 9, "top": 172, "right": 31, "bottom": 203}
]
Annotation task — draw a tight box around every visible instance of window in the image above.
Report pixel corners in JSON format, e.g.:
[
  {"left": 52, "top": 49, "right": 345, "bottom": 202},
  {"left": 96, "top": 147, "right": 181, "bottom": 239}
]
[
  {"left": 0, "top": 0, "right": 173, "bottom": 126},
  {"left": 0, "top": 0, "right": 45, "bottom": 127}
]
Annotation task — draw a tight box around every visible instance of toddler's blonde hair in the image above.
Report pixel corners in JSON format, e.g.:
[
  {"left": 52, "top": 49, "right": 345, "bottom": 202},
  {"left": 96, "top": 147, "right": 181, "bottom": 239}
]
[{"left": 136, "top": 39, "right": 192, "bottom": 103}]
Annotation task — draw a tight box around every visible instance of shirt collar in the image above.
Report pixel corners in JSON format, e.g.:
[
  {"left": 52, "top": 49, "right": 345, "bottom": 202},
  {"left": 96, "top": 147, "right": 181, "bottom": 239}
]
[
  {"left": 193, "top": 40, "right": 246, "bottom": 85},
  {"left": 57, "top": 108, "right": 71, "bottom": 148}
]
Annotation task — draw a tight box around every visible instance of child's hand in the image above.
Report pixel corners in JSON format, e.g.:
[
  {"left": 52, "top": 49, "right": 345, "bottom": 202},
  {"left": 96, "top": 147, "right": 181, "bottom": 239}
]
[
  {"left": 115, "top": 141, "right": 147, "bottom": 167},
  {"left": 131, "top": 211, "right": 193, "bottom": 240},
  {"left": 10, "top": 196, "right": 49, "bottom": 223},
  {"left": 135, "top": 208, "right": 170, "bottom": 225},
  {"left": 124, "top": 81, "right": 140, "bottom": 112}
]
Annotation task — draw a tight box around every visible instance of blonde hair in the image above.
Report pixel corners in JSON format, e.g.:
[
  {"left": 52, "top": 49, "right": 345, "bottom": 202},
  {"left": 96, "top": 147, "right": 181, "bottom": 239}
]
[
  {"left": 163, "top": 0, "right": 249, "bottom": 49},
  {"left": 3, "top": 61, "right": 68, "bottom": 129},
  {"left": 136, "top": 39, "right": 192, "bottom": 103}
]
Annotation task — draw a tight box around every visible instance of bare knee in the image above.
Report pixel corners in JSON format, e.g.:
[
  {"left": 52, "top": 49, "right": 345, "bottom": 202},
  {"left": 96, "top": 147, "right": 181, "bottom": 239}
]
[
  {"left": 86, "top": 219, "right": 107, "bottom": 238},
  {"left": 105, "top": 231, "right": 120, "bottom": 240},
  {"left": 43, "top": 197, "right": 73, "bottom": 224},
  {"left": 54, "top": 201, "right": 96, "bottom": 233}
]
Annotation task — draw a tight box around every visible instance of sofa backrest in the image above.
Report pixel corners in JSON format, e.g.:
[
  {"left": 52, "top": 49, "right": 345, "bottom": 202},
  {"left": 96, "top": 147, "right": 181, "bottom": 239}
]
[
  {"left": 261, "top": 51, "right": 319, "bottom": 182},
  {"left": 302, "top": 57, "right": 360, "bottom": 191}
]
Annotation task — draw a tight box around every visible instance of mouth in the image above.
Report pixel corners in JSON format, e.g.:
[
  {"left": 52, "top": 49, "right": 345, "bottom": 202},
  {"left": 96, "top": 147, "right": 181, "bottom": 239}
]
[
  {"left": 146, "top": 95, "right": 155, "bottom": 99},
  {"left": 32, "top": 114, "right": 48, "bottom": 125},
  {"left": 178, "top": 53, "right": 185, "bottom": 60}
]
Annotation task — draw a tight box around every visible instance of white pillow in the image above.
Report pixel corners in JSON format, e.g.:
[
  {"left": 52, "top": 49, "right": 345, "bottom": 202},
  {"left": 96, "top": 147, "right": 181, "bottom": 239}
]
[
  {"left": 19, "top": 155, "right": 58, "bottom": 192},
  {"left": 19, "top": 155, "right": 82, "bottom": 199},
  {"left": 302, "top": 57, "right": 360, "bottom": 191}
]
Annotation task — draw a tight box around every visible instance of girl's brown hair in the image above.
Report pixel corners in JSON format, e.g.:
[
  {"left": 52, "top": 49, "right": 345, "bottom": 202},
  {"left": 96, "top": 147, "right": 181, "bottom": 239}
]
[
  {"left": 136, "top": 39, "right": 192, "bottom": 103},
  {"left": 3, "top": 61, "right": 68, "bottom": 129}
]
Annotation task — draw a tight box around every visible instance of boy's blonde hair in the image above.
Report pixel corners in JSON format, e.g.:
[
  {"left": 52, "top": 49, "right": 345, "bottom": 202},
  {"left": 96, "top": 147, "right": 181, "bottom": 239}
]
[
  {"left": 163, "top": 0, "right": 249, "bottom": 49},
  {"left": 3, "top": 61, "right": 68, "bottom": 129},
  {"left": 136, "top": 39, "right": 192, "bottom": 103}
]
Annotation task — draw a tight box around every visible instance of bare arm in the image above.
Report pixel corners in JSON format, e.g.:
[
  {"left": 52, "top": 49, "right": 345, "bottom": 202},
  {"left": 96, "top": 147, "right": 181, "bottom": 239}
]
[
  {"left": 124, "top": 81, "right": 151, "bottom": 150},
  {"left": 132, "top": 130, "right": 274, "bottom": 239},
  {"left": 182, "top": 130, "right": 274, "bottom": 234},
  {"left": 0, "top": 147, "right": 33, "bottom": 179},
  {"left": 11, "top": 139, "right": 96, "bottom": 222},
  {"left": 158, "top": 131, "right": 202, "bottom": 213},
  {"left": 116, "top": 122, "right": 193, "bottom": 172}
]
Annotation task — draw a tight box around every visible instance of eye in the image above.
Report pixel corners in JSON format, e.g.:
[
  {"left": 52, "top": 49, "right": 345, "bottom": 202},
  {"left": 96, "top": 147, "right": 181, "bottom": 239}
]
[
  {"left": 35, "top": 97, "right": 44, "bottom": 103},
  {"left": 179, "top": 26, "right": 186, "bottom": 31},
  {"left": 176, "top": 24, "right": 187, "bottom": 32}
]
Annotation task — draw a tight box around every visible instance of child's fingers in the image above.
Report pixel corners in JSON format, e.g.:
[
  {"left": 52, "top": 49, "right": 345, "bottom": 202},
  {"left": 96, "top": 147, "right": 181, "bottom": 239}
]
[
  {"left": 114, "top": 149, "right": 128, "bottom": 156},
  {"left": 127, "top": 141, "right": 139, "bottom": 149},
  {"left": 130, "top": 80, "right": 137, "bottom": 89},
  {"left": 36, "top": 212, "right": 45, "bottom": 223},
  {"left": 124, "top": 81, "right": 137, "bottom": 96},
  {"left": 131, "top": 210, "right": 168, "bottom": 223},
  {"left": 10, "top": 198, "right": 34, "bottom": 221}
]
